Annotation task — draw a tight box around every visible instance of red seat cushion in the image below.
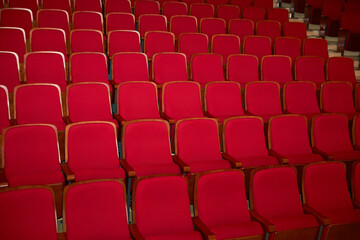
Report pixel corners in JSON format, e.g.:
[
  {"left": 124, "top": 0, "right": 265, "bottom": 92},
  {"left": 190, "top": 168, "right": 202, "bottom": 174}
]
[
  {"left": 133, "top": 164, "right": 181, "bottom": 177},
  {"left": 323, "top": 209, "right": 360, "bottom": 224},
  {"left": 210, "top": 221, "right": 264, "bottom": 240},
  {"left": 269, "top": 214, "right": 319, "bottom": 231},
  {"left": 286, "top": 153, "right": 323, "bottom": 164},
  {"left": 187, "top": 160, "right": 231, "bottom": 173},
  {"left": 8, "top": 172, "right": 64, "bottom": 186},
  {"left": 238, "top": 156, "right": 279, "bottom": 168},
  {"left": 74, "top": 168, "right": 125, "bottom": 181},
  {"left": 330, "top": 151, "right": 360, "bottom": 161},
  {"left": 146, "top": 231, "right": 203, "bottom": 240}
]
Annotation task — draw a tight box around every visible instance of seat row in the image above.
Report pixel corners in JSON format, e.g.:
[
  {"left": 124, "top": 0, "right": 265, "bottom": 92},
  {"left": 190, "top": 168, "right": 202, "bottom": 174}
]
[{"left": 1, "top": 162, "right": 360, "bottom": 240}]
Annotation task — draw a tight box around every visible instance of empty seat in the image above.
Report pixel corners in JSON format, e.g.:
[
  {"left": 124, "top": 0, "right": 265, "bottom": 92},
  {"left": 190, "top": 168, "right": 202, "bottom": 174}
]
[
  {"left": 0, "top": 8, "right": 33, "bottom": 38},
  {"left": 0, "top": 85, "right": 10, "bottom": 133},
  {"left": 70, "top": 29, "right": 104, "bottom": 54},
  {"left": 63, "top": 180, "right": 131, "bottom": 240},
  {"left": 337, "top": 12, "right": 360, "bottom": 54},
  {"left": 261, "top": 55, "right": 293, "bottom": 87},
  {"left": 0, "top": 51, "right": 20, "bottom": 93},
  {"left": 303, "top": 162, "right": 360, "bottom": 239},
  {"left": 207, "top": 0, "right": 227, "bottom": 9},
  {"left": 170, "top": 15, "right": 198, "bottom": 39},
  {"left": 353, "top": 115, "right": 360, "bottom": 151},
  {"left": 256, "top": 20, "right": 281, "bottom": 44},
  {"left": 320, "top": 0, "right": 344, "bottom": 37},
  {"left": 8, "top": 0, "right": 38, "bottom": 20},
  {"left": 230, "top": 0, "right": 252, "bottom": 12},
  {"left": 217, "top": 5, "right": 240, "bottom": 28},
  {"left": 243, "top": 6, "right": 265, "bottom": 24},
  {"left": 211, "top": 34, "right": 241, "bottom": 65},
  {"left": 131, "top": 175, "right": 202, "bottom": 239},
  {"left": 243, "top": 36, "right": 271, "bottom": 62},
  {"left": 24, "top": 52, "right": 67, "bottom": 91},
  {"left": 144, "top": 31, "right": 175, "bottom": 59},
  {"left": 183, "top": 0, "right": 204, "bottom": 6},
  {"left": 104, "top": 0, "right": 131, "bottom": 14},
  {"left": 163, "top": 2, "right": 188, "bottom": 21},
  {"left": 352, "top": 160, "right": 360, "bottom": 207},
  {"left": 190, "top": 3, "right": 214, "bottom": 23},
  {"left": 283, "top": 81, "right": 320, "bottom": 120},
  {"left": 226, "top": 54, "right": 259, "bottom": 88},
  {"left": 228, "top": 19, "right": 254, "bottom": 44},
  {"left": 200, "top": 17, "right": 226, "bottom": 40},
  {"left": 178, "top": 33, "right": 208, "bottom": 63},
  {"left": 42, "top": 0, "right": 71, "bottom": 18},
  {"left": 72, "top": 11, "right": 104, "bottom": 33},
  {"left": 274, "top": 37, "right": 301, "bottom": 66},
  {"left": 37, "top": 9, "right": 70, "bottom": 39},
  {"left": 253, "top": 0, "right": 273, "bottom": 9},
  {"left": 284, "top": 22, "right": 307, "bottom": 44},
  {"left": 267, "top": 8, "right": 289, "bottom": 28},
  {"left": 245, "top": 81, "right": 282, "bottom": 122},
  {"left": 194, "top": 170, "right": 264, "bottom": 240},
  {"left": 250, "top": 166, "right": 319, "bottom": 239},
  {"left": 204, "top": 81, "right": 244, "bottom": 123},
  {"left": 295, "top": 56, "right": 325, "bottom": 89},
  {"left": 191, "top": 53, "right": 224, "bottom": 89},
  {"left": 303, "top": 38, "right": 329, "bottom": 63},
  {"left": 327, "top": 57, "right": 357, "bottom": 87},
  {"left": 107, "top": 30, "right": 141, "bottom": 58},
  {"left": 73, "top": 0, "right": 102, "bottom": 12},
  {"left": 0, "top": 27, "right": 26, "bottom": 62},
  {"left": 111, "top": 52, "right": 149, "bottom": 85},
  {"left": 139, "top": 14, "right": 167, "bottom": 38},
  {"left": 134, "top": 0, "right": 160, "bottom": 21},
  {"left": 106, "top": 12, "right": 135, "bottom": 32}
]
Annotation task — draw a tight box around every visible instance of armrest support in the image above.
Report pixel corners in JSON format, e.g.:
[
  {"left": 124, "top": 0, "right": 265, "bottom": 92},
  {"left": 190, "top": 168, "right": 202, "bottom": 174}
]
[
  {"left": 114, "top": 114, "right": 126, "bottom": 126},
  {"left": 63, "top": 116, "right": 71, "bottom": 125},
  {"left": 57, "top": 232, "right": 67, "bottom": 240},
  {"left": 0, "top": 168, "right": 8, "bottom": 187},
  {"left": 204, "top": 111, "right": 217, "bottom": 119},
  {"left": 9, "top": 119, "right": 17, "bottom": 126},
  {"left": 173, "top": 155, "right": 190, "bottom": 173},
  {"left": 249, "top": 209, "right": 276, "bottom": 232},
  {"left": 304, "top": 5, "right": 312, "bottom": 27},
  {"left": 160, "top": 112, "right": 175, "bottom": 125},
  {"left": 319, "top": 16, "right": 328, "bottom": 38},
  {"left": 311, "top": 147, "right": 334, "bottom": 160},
  {"left": 268, "top": 149, "right": 289, "bottom": 164},
  {"left": 60, "top": 163, "right": 75, "bottom": 182},
  {"left": 119, "top": 159, "right": 136, "bottom": 177},
  {"left": 337, "top": 29, "right": 348, "bottom": 54},
  {"left": 222, "top": 153, "right": 242, "bottom": 168},
  {"left": 129, "top": 224, "right": 145, "bottom": 240},
  {"left": 192, "top": 217, "right": 216, "bottom": 240},
  {"left": 303, "top": 204, "right": 331, "bottom": 225}
]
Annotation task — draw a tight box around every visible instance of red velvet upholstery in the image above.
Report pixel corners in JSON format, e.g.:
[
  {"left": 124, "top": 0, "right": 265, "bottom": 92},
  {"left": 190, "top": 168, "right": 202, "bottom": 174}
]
[
  {"left": 64, "top": 180, "right": 131, "bottom": 240},
  {"left": 0, "top": 51, "right": 20, "bottom": 92},
  {"left": 0, "top": 27, "right": 27, "bottom": 62},
  {"left": 207, "top": 0, "right": 227, "bottom": 9},
  {"left": 70, "top": 29, "right": 104, "bottom": 54},
  {"left": 267, "top": 8, "right": 289, "bottom": 28},
  {"left": 200, "top": 17, "right": 226, "bottom": 40},
  {"left": 8, "top": 0, "right": 38, "bottom": 20},
  {"left": 133, "top": 175, "right": 202, "bottom": 239},
  {"left": 108, "top": 30, "right": 141, "bottom": 58},
  {"left": 117, "top": 82, "right": 160, "bottom": 121},
  {"left": 152, "top": 53, "right": 188, "bottom": 85},
  {"left": 321, "top": 82, "right": 356, "bottom": 119},
  {"left": 228, "top": 19, "right": 254, "bottom": 44},
  {"left": 134, "top": 0, "right": 160, "bottom": 21},
  {"left": 144, "top": 31, "right": 175, "bottom": 59},
  {"left": 205, "top": 81, "right": 243, "bottom": 123},
  {"left": 163, "top": 2, "right": 188, "bottom": 22},
  {"left": 170, "top": 15, "right": 198, "bottom": 39},
  {"left": 0, "top": 85, "right": 10, "bottom": 132},
  {"left": 106, "top": 13, "right": 135, "bottom": 32},
  {"left": 211, "top": 34, "right": 240, "bottom": 64},
  {"left": 42, "top": 0, "right": 71, "bottom": 18},
  {"left": 195, "top": 170, "right": 264, "bottom": 240},
  {"left": 74, "top": 0, "right": 102, "bottom": 12},
  {"left": 226, "top": 54, "right": 259, "bottom": 88},
  {"left": 105, "top": 0, "right": 131, "bottom": 15},
  {"left": 230, "top": 0, "right": 252, "bottom": 12},
  {"left": 25, "top": 52, "right": 67, "bottom": 91},
  {"left": 327, "top": 57, "right": 357, "bottom": 87},
  {"left": 251, "top": 167, "right": 319, "bottom": 231},
  {"left": 66, "top": 83, "right": 116, "bottom": 125},
  {"left": 123, "top": 120, "right": 180, "bottom": 177},
  {"left": 139, "top": 14, "right": 167, "bottom": 38},
  {"left": 245, "top": 81, "right": 282, "bottom": 122},
  {"left": 217, "top": 5, "right": 240, "bottom": 27},
  {"left": 274, "top": 37, "right": 301, "bottom": 65},
  {"left": 262, "top": 55, "right": 293, "bottom": 87},
  {"left": 37, "top": 9, "right": 70, "bottom": 39},
  {"left": 72, "top": 11, "right": 104, "bottom": 33},
  {"left": 178, "top": 33, "right": 209, "bottom": 63},
  {"left": 183, "top": 0, "right": 204, "bottom": 6},
  {"left": 112, "top": 52, "right": 149, "bottom": 84},
  {"left": 269, "top": 115, "right": 323, "bottom": 164},
  {"left": 340, "top": 12, "right": 360, "bottom": 52},
  {"left": 253, "top": 0, "right": 273, "bottom": 9},
  {"left": 175, "top": 118, "right": 231, "bottom": 173},
  {"left": 0, "top": 186, "right": 58, "bottom": 240},
  {"left": 190, "top": 3, "right": 215, "bottom": 23},
  {"left": 284, "top": 22, "right": 307, "bottom": 44},
  {"left": 3, "top": 124, "right": 64, "bottom": 186},
  {"left": 295, "top": 56, "right": 325, "bottom": 89},
  {"left": 14, "top": 84, "right": 65, "bottom": 130},
  {"left": 223, "top": 116, "right": 278, "bottom": 167},
  {"left": 353, "top": 161, "right": 360, "bottom": 204},
  {"left": 353, "top": 115, "right": 360, "bottom": 150},
  {"left": 243, "top": 7, "right": 265, "bottom": 24},
  {"left": 283, "top": 81, "right": 320, "bottom": 120},
  {"left": 0, "top": 8, "right": 33, "bottom": 38},
  {"left": 243, "top": 36, "right": 271, "bottom": 62},
  {"left": 303, "top": 38, "right": 329, "bottom": 63},
  {"left": 191, "top": 53, "right": 224, "bottom": 89},
  {"left": 162, "top": 81, "right": 203, "bottom": 121},
  {"left": 321, "top": 0, "right": 344, "bottom": 36},
  {"left": 256, "top": 20, "right": 281, "bottom": 44}
]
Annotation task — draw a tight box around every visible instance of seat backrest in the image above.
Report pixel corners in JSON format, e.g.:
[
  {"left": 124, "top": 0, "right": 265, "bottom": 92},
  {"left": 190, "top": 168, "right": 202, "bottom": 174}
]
[
  {"left": 0, "top": 51, "right": 20, "bottom": 92},
  {"left": 108, "top": 30, "right": 141, "bottom": 57},
  {"left": 191, "top": 53, "right": 224, "bottom": 88},
  {"left": 303, "top": 162, "right": 354, "bottom": 213},
  {"left": 303, "top": 38, "right": 329, "bottom": 63},
  {"left": 24, "top": 52, "right": 67, "bottom": 91},
  {"left": 0, "top": 85, "right": 10, "bottom": 132},
  {"left": 105, "top": 0, "right": 131, "bottom": 14},
  {"left": 178, "top": 33, "right": 208, "bottom": 63},
  {"left": 261, "top": 55, "right": 293, "bottom": 86},
  {"left": 321, "top": 0, "right": 344, "bottom": 19},
  {"left": 0, "top": 8, "right": 33, "bottom": 38},
  {"left": 352, "top": 160, "right": 360, "bottom": 203},
  {"left": 133, "top": 175, "right": 195, "bottom": 237},
  {"left": 295, "top": 56, "right": 325, "bottom": 88},
  {"left": 42, "top": 0, "right": 71, "bottom": 17},
  {"left": 122, "top": 120, "right": 173, "bottom": 166},
  {"left": 217, "top": 5, "right": 240, "bottom": 27},
  {"left": 269, "top": 115, "right": 313, "bottom": 155},
  {"left": 223, "top": 116, "right": 269, "bottom": 158},
  {"left": 230, "top": 0, "right": 252, "bottom": 12},
  {"left": 251, "top": 167, "right": 304, "bottom": 219},
  {"left": 200, "top": 17, "right": 226, "bottom": 40},
  {"left": 211, "top": 34, "right": 241, "bottom": 64},
  {"left": 74, "top": 0, "right": 102, "bottom": 12},
  {"left": 106, "top": 12, "right": 135, "bottom": 32},
  {"left": 144, "top": 31, "right": 175, "bottom": 59},
  {"left": 243, "top": 6, "right": 265, "bottom": 23},
  {"left": 72, "top": 11, "right": 104, "bottom": 33},
  {"left": 70, "top": 29, "right": 104, "bottom": 54},
  {"left": 175, "top": 118, "right": 222, "bottom": 163},
  {"left": 190, "top": 3, "right": 215, "bottom": 23},
  {"left": 112, "top": 52, "right": 149, "bottom": 84},
  {"left": 37, "top": 9, "right": 70, "bottom": 39},
  {"left": 163, "top": 2, "right": 188, "bottom": 21},
  {"left": 134, "top": 0, "right": 160, "bottom": 21},
  {"left": 340, "top": 11, "right": 360, "bottom": 33},
  {"left": 117, "top": 81, "right": 160, "bottom": 120},
  {"left": 152, "top": 52, "right": 188, "bottom": 85},
  {"left": 139, "top": 14, "right": 167, "bottom": 38},
  {"left": 30, "top": 28, "right": 68, "bottom": 59},
  {"left": 327, "top": 57, "right": 357, "bottom": 86},
  {"left": 312, "top": 114, "right": 354, "bottom": 153},
  {"left": 66, "top": 122, "right": 120, "bottom": 171},
  {"left": 253, "top": 0, "right": 273, "bottom": 9},
  {"left": 283, "top": 22, "right": 307, "bottom": 43},
  {"left": 274, "top": 37, "right": 301, "bottom": 65},
  {"left": 228, "top": 19, "right": 254, "bottom": 44},
  {"left": 8, "top": 0, "right": 38, "bottom": 20},
  {"left": 267, "top": 8, "right": 289, "bottom": 27},
  {"left": 207, "top": 0, "right": 227, "bottom": 8},
  {"left": 243, "top": 36, "right": 271, "bottom": 62},
  {"left": 162, "top": 81, "right": 203, "bottom": 119},
  {"left": 256, "top": 20, "right": 281, "bottom": 44},
  {"left": 170, "top": 15, "right": 198, "bottom": 39},
  {"left": 204, "top": 81, "right": 244, "bottom": 119},
  {"left": 320, "top": 81, "right": 355, "bottom": 115},
  {"left": 195, "top": 170, "right": 251, "bottom": 228},
  {"left": 64, "top": 180, "right": 130, "bottom": 240},
  {"left": 0, "top": 186, "right": 58, "bottom": 240},
  {"left": 0, "top": 27, "right": 26, "bottom": 62},
  {"left": 226, "top": 54, "right": 259, "bottom": 88},
  {"left": 352, "top": 115, "right": 360, "bottom": 149}
]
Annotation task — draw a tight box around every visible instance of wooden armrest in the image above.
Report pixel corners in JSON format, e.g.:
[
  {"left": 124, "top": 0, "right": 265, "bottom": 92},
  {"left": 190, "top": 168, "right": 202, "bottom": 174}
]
[
  {"left": 319, "top": 16, "right": 329, "bottom": 38},
  {"left": 303, "top": 204, "right": 331, "bottom": 225},
  {"left": 204, "top": 111, "right": 217, "bottom": 119},
  {"left": 173, "top": 155, "right": 190, "bottom": 173},
  {"left": 353, "top": 199, "right": 360, "bottom": 209},
  {"left": 9, "top": 119, "right": 17, "bottom": 126},
  {"left": 249, "top": 209, "right": 276, "bottom": 232},
  {"left": 129, "top": 224, "right": 145, "bottom": 240},
  {"left": 63, "top": 116, "right": 71, "bottom": 125},
  {"left": 119, "top": 159, "right": 136, "bottom": 177},
  {"left": 57, "top": 232, "right": 67, "bottom": 240},
  {"left": 114, "top": 114, "right": 126, "bottom": 126},
  {"left": 337, "top": 29, "right": 348, "bottom": 54},
  {"left": 222, "top": 153, "right": 242, "bottom": 168},
  {"left": 192, "top": 217, "right": 216, "bottom": 240},
  {"left": 60, "top": 163, "right": 75, "bottom": 182},
  {"left": 268, "top": 149, "right": 289, "bottom": 164},
  {"left": 311, "top": 147, "right": 334, "bottom": 160},
  {"left": 160, "top": 112, "right": 175, "bottom": 124},
  {"left": 0, "top": 168, "right": 8, "bottom": 187}
]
